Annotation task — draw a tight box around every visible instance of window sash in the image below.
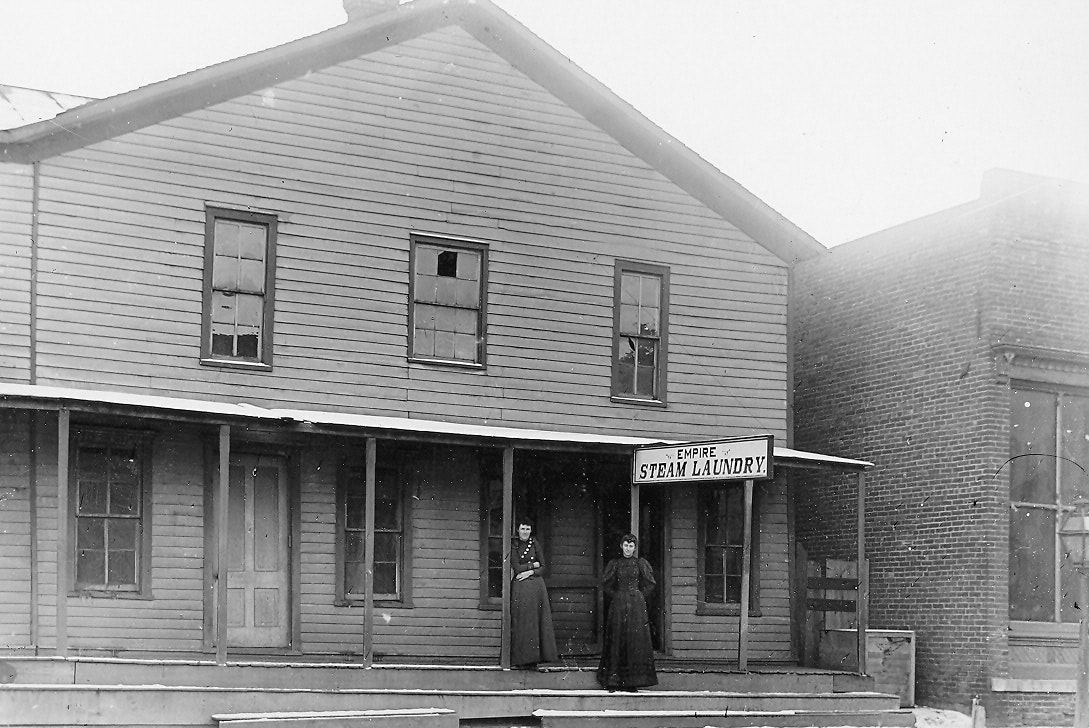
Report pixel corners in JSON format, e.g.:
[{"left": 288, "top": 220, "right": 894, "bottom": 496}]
[
  {"left": 342, "top": 463, "right": 404, "bottom": 601},
  {"left": 410, "top": 238, "right": 487, "bottom": 365},
  {"left": 697, "top": 485, "right": 754, "bottom": 606},
  {"left": 482, "top": 464, "right": 504, "bottom": 602},
  {"left": 616, "top": 335, "right": 659, "bottom": 399},
  {"left": 72, "top": 434, "right": 148, "bottom": 592},
  {"left": 202, "top": 208, "right": 277, "bottom": 365},
  {"left": 612, "top": 262, "right": 668, "bottom": 401}
]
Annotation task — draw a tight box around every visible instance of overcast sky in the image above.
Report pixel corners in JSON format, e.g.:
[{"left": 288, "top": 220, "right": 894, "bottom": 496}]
[{"left": 3, "top": 0, "right": 1086, "bottom": 247}]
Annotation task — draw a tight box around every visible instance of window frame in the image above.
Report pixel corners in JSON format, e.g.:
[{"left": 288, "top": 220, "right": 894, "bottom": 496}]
[
  {"left": 335, "top": 452, "right": 413, "bottom": 607},
  {"left": 695, "top": 483, "right": 761, "bottom": 616},
  {"left": 200, "top": 206, "right": 278, "bottom": 370},
  {"left": 408, "top": 234, "right": 489, "bottom": 369},
  {"left": 611, "top": 259, "right": 669, "bottom": 405},
  {"left": 68, "top": 427, "right": 154, "bottom": 598}
]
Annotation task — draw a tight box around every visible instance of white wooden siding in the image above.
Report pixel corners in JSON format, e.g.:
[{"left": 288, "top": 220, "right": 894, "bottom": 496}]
[
  {"left": 2, "top": 24, "right": 797, "bottom": 659},
  {"left": 26, "top": 420, "right": 207, "bottom": 652},
  {"left": 299, "top": 442, "right": 500, "bottom": 658},
  {"left": 28, "top": 25, "right": 788, "bottom": 443},
  {"left": 0, "top": 410, "right": 32, "bottom": 646},
  {"left": 0, "top": 164, "right": 33, "bottom": 383},
  {"left": 668, "top": 481, "right": 794, "bottom": 661}
]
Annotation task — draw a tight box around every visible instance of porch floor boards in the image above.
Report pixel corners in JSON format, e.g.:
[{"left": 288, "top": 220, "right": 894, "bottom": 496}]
[
  {"left": 0, "top": 656, "right": 910, "bottom": 728},
  {"left": 0, "top": 654, "right": 856, "bottom": 692}
]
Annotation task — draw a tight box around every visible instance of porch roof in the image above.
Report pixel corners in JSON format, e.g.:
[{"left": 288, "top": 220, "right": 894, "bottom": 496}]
[{"left": 0, "top": 382, "right": 872, "bottom": 470}]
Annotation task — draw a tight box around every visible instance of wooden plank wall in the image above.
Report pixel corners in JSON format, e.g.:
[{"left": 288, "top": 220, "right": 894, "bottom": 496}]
[
  {"left": 300, "top": 441, "right": 500, "bottom": 659},
  {"left": 0, "top": 164, "right": 33, "bottom": 383},
  {"left": 28, "top": 25, "right": 789, "bottom": 444},
  {"left": 668, "top": 479, "right": 793, "bottom": 661},
  {"left": 1, "top": 25, "right": 797, "bottom": 659},
  {"left": 7, "top": 413, "right": 793, "bottom": 659},
  {"left": 25, "top": 416, "right": 207, "bottom": 652},
  {"left": 0, "top": 410, "right": 32, "bottom": 647}
]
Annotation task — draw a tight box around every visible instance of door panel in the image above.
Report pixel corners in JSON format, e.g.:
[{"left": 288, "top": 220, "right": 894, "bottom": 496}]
[{"left": 226, "top": 454, "right": 290, "bottom": 648}]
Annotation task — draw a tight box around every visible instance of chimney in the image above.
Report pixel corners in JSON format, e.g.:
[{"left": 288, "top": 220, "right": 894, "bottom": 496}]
[{"left": 343, "top": 0, "right": 401, "bottom": 23}]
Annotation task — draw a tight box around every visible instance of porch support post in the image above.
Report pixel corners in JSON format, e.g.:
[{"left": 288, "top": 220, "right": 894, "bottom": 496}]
[
  {"left": 738, "top": 479, "right": 753, "bottom": 671},
  {"left": 856, "top": 470, "right": 867, "bottom": 675},
  {"left": 55, "top": 407, "right": 69, "bottom": 657},
  {"left": 629, "top": 482, "right": 640, "bottom": 539},
  {"left": 215, "top": 425, "right": 230, "bottom": 665},
  {"left": 362, "top": 437, "right": 376, "bottom": 666},
  {"left": 501, "top": 446, "right": 514, "bottom": 669}
]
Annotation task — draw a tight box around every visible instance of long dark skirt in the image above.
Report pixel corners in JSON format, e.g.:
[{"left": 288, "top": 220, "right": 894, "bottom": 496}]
[
  {"left": 597, "top": 590, "right": 657, "bottom": 689},
  {"left": 511, "top": 575, "right": 558, "bottom": 666}
]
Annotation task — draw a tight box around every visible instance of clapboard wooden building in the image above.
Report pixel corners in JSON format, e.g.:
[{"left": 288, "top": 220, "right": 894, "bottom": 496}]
[{"left": 0, "top": 1, "right": 889, "bottom": 725}]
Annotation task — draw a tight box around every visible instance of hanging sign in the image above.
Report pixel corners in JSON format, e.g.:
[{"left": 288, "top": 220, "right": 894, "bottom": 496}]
[{"left": 633, "top": 435, "right": 774, "bottom": 485}]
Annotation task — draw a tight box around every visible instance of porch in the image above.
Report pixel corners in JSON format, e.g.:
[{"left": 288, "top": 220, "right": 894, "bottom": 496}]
[{"left": 0, "top": 654, "right": 911, "bottom": 728}]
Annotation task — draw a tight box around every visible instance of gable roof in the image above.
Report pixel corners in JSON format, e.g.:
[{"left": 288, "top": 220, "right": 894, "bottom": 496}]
[{"left": 0, "top": 0, "right": 825, "bottom": 264}]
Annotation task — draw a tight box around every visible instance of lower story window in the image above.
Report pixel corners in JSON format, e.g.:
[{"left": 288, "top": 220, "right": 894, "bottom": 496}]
[
  {"left": 480, "top": 451, "right": 505, "bottom": 603},
  {"left": 72, "top": 430, "right": 151, "bottom": 593},
  {"left": 1009, "top": 386, "right": 1089, "bottom": 622},
  {"left": 341, "top": 455, "right": 406, "bottom": 602},
  {"left": 697, "top": 485, "right": 758, "bottom": 608}
]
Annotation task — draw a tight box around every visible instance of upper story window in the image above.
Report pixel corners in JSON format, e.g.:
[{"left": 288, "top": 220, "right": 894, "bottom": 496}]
[
  {"left": 71, "top": 428, "right": 152, "bottom": 595},
  {"left": 1009, "top": 385, "right": 1089, "bottom": 623},
  {"left": 612, "top": 261, "right": 669, "bottom": 403},
  {"left": 201, "top": 207, "right": 277, "bottom": 368},
  {"left": 409, "top": 236, "right": 487, "bottom": 367}
]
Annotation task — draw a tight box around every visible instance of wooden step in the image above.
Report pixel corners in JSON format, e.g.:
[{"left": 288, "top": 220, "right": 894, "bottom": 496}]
[
  {"left": 214, "top": 708, "right": 457, "bottom": 728},
  {"left": 0, "top": 657, "right": 842, "bottom": 695},
  {"left": 0, "top": 685, "right": 904, "bottom": 727},
  {"left": 535, "top": 708, "right": 916, "bottom": 728}
]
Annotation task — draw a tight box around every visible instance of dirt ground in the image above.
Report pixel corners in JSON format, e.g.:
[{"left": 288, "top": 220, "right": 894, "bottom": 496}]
[
  {"left": 913, "top": 705, "right": 1058, "bottom": 728},
  {"left": 914, "top": 706, "right": 972, "bottom": 728}
]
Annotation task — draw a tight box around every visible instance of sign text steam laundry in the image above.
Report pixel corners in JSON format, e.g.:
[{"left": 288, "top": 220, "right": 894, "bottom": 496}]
[{"left": 632, "top": 435, "right": 774, "bottom": 485}]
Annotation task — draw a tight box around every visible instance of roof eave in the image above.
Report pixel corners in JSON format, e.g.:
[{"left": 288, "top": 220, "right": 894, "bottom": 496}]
[{"left": 0, "top": 0, "right": 456, "bottom": 162}]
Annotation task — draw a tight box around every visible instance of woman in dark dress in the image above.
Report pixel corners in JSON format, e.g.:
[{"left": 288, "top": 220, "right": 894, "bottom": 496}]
[
  {"left": 597, "top": 533, "right": 657, "bottom": 690},
  {"left": 510, "top": 519, "right": 559, "bottom": 667}
]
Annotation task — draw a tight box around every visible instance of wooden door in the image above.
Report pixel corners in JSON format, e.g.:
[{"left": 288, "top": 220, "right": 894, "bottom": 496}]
[
  {"left": 226, "top": 454, "right": 290, "bottom": 648},
  {"left": 544, "top": 479, "right": 601, "bottom": 655}
]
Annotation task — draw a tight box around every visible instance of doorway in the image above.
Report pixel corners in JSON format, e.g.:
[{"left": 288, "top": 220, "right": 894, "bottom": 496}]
[
  {"left": 225, "top": 453, "right": 290, "bottom": 648},
  {"left": 514, "top": 451, "right": 602, "bottom": 655},
  {"left": 598, "top": 467, "right": 667, "bottom": 651}
]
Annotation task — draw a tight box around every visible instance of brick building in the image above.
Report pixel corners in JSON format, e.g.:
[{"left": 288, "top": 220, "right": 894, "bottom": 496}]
[{"left": 791, "top": 169, "right": 1089, "bottom": 725}]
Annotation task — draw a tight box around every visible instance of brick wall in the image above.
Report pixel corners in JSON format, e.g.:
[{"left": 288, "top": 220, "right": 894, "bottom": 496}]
[
  {"left": 985, "top": 184, "right": 1089, "bottom": 356},
  {"left": 791, "top": 172, "right": 1089, "bottom": 722}
]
